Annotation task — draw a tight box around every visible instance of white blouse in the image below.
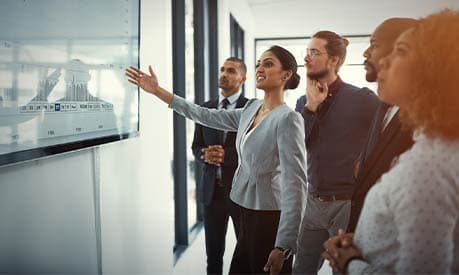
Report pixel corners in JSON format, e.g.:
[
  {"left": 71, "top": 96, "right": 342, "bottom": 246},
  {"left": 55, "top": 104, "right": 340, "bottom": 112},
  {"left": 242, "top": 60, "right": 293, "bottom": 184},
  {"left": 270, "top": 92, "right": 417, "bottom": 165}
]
[{"left": 349, "top": 134, "right": 459, "bottom": 274}]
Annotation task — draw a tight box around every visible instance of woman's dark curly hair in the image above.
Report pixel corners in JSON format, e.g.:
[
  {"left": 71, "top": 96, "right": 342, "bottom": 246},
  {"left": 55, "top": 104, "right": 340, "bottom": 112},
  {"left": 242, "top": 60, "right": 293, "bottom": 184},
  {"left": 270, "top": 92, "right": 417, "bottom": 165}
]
[{"left": 399, "top": 9, "right": 459, "bottom": 139}]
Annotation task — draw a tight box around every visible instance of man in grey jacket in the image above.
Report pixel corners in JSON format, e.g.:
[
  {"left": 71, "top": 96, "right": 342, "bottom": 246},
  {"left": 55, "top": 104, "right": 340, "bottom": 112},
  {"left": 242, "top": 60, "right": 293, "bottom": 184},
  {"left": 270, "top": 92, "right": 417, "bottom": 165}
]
[{"left": 293, "top": 31, "right": 379, "bottom": 274}]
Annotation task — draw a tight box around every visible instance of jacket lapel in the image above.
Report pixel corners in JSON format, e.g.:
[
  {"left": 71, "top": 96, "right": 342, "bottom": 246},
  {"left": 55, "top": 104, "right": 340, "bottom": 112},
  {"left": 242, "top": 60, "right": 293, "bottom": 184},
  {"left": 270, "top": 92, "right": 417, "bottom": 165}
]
[
  {"left": 208, "top": 98, "right": 223, "bottom": 143},
  {"left": 237, "top": 100, "right": 262, "bottom": 151},
  {"left": 358, "top": 111, "right": 402, "bottom": 181},
  {"left": 363, "top": 103, "right": 389, "bottom": 161},
  {"left": 235, "top": 94, "right": 247, "bottom": 108}
]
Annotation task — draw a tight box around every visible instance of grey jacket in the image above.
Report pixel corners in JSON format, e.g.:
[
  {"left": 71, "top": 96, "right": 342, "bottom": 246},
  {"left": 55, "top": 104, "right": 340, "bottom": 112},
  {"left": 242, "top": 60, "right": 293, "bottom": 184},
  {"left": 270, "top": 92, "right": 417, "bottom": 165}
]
[{"left": 170, "top": 95, "right": 307, "bottom": 252}]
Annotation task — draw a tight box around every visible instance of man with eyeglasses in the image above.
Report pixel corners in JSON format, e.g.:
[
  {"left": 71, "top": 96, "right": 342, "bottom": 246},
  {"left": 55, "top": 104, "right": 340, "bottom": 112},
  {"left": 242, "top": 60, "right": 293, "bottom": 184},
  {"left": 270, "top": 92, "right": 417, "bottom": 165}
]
[{"left": 293, "top": 31, "right": 380, "bottom": 274}]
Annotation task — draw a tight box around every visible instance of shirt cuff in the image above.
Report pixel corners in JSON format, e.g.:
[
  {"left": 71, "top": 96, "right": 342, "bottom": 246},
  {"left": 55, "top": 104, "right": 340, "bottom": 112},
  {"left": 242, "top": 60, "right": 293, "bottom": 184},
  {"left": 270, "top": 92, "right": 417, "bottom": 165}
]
[
  {"left": 169, "top": 94, "right": 185, "bottom": 111},
  {"left": 347, "top": 258, "right": 368, "bottom": 274}
]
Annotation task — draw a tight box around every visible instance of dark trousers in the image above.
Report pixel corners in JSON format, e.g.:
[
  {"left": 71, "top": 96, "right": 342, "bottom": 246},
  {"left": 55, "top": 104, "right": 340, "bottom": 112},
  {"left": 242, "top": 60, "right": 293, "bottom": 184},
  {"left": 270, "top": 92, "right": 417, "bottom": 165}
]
[
  {"left": 229, "top": 207, "right": 293, "bottom": 275},
  {"left": 204, "top": 184, "right": 241, "bottom": 275}
]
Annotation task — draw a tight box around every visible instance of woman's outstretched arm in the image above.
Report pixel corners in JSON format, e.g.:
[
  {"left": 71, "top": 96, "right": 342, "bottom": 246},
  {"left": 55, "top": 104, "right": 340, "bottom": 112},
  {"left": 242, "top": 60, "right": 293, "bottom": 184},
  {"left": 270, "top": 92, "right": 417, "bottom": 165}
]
[
  {"left": 126, "top": 65, "right": 244, "bottom": 132},
  {"left": 125, "top": 65, "right": 173, "bottom": 104}
]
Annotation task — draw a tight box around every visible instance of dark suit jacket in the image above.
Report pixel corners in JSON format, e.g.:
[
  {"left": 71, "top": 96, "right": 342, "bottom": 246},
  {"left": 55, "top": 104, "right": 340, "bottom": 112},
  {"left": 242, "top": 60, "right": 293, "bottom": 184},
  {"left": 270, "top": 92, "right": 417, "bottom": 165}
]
[
  {"left": 191, "top": 94, "right": 248, "bottom": 206},
  {"left": 348, "top": 107, "right": 414, "bottom": 232}
]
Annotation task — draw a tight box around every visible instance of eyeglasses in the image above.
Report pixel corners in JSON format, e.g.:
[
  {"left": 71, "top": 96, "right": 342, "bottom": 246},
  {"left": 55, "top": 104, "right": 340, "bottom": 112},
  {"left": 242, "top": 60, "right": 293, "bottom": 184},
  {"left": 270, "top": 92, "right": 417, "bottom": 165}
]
[{"left": 306, "top": 48, "right": 328, "bottom": 58}]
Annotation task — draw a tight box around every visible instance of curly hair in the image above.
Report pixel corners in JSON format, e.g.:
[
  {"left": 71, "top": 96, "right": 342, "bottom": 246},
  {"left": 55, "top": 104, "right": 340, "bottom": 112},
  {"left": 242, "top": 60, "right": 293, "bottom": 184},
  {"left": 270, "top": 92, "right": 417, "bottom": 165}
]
[{"left": 399, "top": 9, "right": 459, "bottom": 140}]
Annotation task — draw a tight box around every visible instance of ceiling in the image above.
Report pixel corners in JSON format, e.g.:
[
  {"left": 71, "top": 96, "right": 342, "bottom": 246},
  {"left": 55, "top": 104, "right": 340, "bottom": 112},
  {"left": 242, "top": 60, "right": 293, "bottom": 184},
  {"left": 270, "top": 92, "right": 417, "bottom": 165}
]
[
  {"left": 247, "top": 0, "right": 294, "bottom": 6},
  {"left": 245, "top": 0, "right": 459, "bottom": 38}
]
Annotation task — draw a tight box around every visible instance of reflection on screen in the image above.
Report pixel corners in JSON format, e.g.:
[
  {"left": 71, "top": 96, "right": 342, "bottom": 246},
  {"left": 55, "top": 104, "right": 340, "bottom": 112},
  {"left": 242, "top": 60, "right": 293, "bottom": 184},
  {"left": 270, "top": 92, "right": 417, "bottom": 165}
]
[{"left": 0, "top": 0, "right": 139, "bottom": 159}]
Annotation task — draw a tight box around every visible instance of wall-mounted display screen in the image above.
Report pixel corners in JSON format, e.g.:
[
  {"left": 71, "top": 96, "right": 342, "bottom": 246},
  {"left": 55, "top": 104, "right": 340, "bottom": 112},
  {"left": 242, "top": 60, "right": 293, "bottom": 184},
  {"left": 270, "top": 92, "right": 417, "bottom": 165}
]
[{"left": 0, "top": 0, "right": 140, "bottom": 166}]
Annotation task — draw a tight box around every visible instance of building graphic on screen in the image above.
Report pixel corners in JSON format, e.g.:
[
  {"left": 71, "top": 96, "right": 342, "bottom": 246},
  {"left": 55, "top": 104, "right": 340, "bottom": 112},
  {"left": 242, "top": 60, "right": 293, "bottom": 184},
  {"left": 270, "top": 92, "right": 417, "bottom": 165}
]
[
  {"left": 0, "top": 59, "right": 117, "bottom": 143},
  {"left": 0, "top": 0, "right": 139, "bottom": 164}
]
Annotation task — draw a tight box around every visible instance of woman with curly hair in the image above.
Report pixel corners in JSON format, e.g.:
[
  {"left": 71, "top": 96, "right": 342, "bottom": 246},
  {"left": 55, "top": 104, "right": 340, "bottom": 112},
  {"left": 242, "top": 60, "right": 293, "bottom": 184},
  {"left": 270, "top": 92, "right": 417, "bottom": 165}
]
[{"left": 323, "top": 9, "right": 459, "bottom": 274}]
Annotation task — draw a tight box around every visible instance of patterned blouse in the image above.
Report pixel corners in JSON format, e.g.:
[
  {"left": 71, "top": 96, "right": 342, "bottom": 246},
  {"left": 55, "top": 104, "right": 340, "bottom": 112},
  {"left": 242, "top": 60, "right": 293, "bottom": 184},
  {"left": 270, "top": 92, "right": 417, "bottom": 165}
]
[{"left": 348, "top": 134, "right": 459, "bottom": 274}]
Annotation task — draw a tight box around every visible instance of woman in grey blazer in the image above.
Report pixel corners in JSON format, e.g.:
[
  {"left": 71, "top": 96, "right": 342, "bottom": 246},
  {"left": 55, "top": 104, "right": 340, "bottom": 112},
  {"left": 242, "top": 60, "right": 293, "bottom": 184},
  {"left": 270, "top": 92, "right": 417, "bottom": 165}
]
[{"left": 126, "top": 46, "right": 307, "bottom": 275}]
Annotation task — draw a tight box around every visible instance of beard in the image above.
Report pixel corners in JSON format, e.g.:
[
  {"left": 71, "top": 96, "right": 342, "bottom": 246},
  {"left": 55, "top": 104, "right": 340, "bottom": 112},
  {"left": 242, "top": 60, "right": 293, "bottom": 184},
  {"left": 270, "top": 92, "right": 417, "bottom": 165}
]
[
  {"left": 364, "top": 61, "right": 377, "bottom": 82},
  {"left": 307, "top": 67, "right": 330, "bottom": 80}
]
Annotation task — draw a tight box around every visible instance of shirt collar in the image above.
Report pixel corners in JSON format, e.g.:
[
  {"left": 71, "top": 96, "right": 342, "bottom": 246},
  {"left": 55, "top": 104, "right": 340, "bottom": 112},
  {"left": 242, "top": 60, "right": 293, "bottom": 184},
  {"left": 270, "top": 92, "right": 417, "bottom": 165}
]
[
  {"left": 219, "top": 90, "right": 242, "bottom": 105},
  {"left": 388, "top": 105, "right": 399, "bottom": 113},
  {"left": 327, "top": 75, "right": 343, "bottom": 97}
]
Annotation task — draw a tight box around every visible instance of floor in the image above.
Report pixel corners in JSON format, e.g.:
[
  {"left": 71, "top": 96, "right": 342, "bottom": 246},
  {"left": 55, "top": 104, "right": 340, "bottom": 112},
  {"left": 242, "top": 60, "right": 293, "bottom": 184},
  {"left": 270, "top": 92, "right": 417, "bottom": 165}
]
[{"left": 173, "top": 223, "right": 332, "bottom": 275}]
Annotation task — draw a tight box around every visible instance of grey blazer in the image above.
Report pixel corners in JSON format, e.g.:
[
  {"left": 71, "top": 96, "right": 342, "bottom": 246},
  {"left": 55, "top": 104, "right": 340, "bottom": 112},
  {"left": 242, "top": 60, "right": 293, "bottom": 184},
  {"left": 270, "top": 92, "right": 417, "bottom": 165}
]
[{"left": 170, "top": 95, "right": 307, "bottom": 252}]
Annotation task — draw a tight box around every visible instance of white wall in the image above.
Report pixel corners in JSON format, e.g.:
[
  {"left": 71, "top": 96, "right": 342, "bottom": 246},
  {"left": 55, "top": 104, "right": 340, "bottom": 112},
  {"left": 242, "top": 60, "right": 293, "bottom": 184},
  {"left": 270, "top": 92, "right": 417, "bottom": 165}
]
[
  {"left": 0, "top": 0, "right": 174, "bottom": 274},
  {"left": 100, "top": 0, "right": 174, "bottom": 272},
  {"left": 0, "top": 151, "right": 99, "bottom": 273},
  {"left": 250, "top": 0, "right": 459, "bottom": 38},
  {"left": 218, "top": 0, "right": 257, "bottom": 98}
]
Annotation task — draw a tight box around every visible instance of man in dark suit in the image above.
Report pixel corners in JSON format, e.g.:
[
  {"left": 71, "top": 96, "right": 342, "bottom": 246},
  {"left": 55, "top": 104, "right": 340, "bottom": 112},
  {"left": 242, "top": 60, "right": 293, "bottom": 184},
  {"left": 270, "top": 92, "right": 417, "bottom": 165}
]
[
  {"left": 347, "top": 18, "right": 418, "bottom": 232},
  {"left": 322, "top": 18, "right": 419, "bottom": 271},
  {"left": 191, "top": 57, "right": 248, "bottom": 275}
]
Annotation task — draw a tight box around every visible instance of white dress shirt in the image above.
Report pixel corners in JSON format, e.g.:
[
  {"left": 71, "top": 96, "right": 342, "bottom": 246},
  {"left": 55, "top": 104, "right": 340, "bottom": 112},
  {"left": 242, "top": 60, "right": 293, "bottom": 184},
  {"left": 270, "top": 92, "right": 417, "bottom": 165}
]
[
  {"left": 218, "top": 91, "right": 242, "bottom": 110},
  {"left": 381, "top": 105, "right": 399, "bottom": 132}
]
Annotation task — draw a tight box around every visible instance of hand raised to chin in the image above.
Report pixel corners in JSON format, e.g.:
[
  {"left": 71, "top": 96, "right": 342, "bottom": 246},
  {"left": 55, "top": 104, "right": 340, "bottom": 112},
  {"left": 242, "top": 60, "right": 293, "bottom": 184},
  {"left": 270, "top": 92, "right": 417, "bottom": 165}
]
[{"left": 305, "top": 77, "right": 328, "bottom": 112}]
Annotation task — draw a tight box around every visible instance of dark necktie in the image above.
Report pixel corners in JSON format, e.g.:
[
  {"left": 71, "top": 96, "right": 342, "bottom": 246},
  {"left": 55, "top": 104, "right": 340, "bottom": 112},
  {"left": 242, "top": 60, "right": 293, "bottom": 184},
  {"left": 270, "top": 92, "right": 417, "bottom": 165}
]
[
  {"left": 220, "top": 98, "right": 230, "bottom": 144},
  {"left": 216, "top": 98, "right": 230, "bottom": 185},
  {"left": 221, "top": 98, "right": 230, "bottom": 109}
]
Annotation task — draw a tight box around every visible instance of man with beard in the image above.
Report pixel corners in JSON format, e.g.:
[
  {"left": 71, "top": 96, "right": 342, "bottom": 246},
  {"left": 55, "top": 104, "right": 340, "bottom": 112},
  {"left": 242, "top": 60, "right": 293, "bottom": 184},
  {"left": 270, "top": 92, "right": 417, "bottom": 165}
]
[
  {"left": 321, "top": 17, "right": 418, "bottom": 274},
  {"left": 191, "top": 57, "right": 248, "bottom": 275},
  {"left": 347, "top": 18, "right": 418, "bottom": 232},
  {"left": 293, "top": 31, "right": 380, "bottom": 274}
]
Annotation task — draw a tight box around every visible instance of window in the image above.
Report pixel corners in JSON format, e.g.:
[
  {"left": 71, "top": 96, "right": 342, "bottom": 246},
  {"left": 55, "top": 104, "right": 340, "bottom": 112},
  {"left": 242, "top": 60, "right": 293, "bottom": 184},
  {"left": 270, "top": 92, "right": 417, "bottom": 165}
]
[
  {"left": 172, "top": 0, "right": 216, "bottom": 262},
  {"left": 230, "top": 14, "right": 245, "bottom": 94},
  {"left": 230, "top": 15, "right": 245, "bottom": 61},
  {"left": 184, "top": 0, "right": 199, "bottom": 235}
]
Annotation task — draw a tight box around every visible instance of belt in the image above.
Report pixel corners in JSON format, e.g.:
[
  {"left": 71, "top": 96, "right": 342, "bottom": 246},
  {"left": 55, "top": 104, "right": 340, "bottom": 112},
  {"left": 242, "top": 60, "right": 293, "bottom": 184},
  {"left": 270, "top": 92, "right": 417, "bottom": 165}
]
[{"left": 314, "top": 194, "right": 352, "bottom": 202}]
